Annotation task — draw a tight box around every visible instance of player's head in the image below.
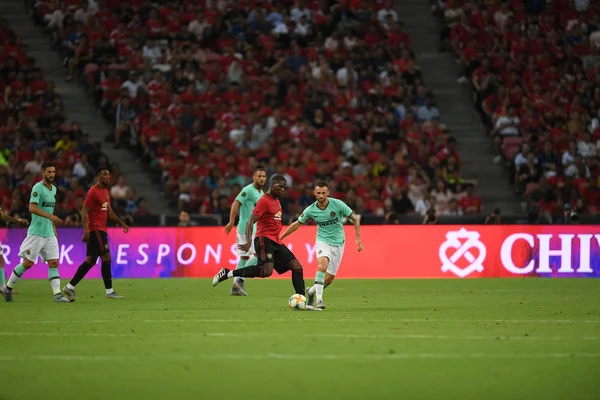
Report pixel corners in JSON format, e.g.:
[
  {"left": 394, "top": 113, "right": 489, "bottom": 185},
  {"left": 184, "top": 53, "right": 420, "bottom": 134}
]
[
  {"left": 314, "top": 181, "right": 329, "bottom": 204},
  {"left": 41, "top": 161, "right": 55, "bottom": 184},
  {"left": 253, "top": 167, "right": 267, "bottom": 188},
  {"left": 96, "top": 167, "right": 111, "bottom": 187},
  {"left": 269, "top": 174, "right": 287, "bottom": 198}
]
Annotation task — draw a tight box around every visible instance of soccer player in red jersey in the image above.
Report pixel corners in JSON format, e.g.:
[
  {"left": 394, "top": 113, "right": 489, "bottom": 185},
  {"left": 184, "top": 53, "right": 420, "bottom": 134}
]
[
  {"left": 63, "top": 168, "right": 129, "bottom": 300},
  {"left": 212, "top": 175, "right": 307, "bottom": 298}
]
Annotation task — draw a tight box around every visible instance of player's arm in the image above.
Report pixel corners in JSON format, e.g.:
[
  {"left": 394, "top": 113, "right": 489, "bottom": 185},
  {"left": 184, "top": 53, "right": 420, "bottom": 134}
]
[
  {"left": 280, "top": 211, "right": 309, "bottom": 241},
  {"left": 29, "top": 203, "right": 62, "bottom": 225},
  {"left": 224, "top": 200, "right": 241, "bottom": 234},
  {"left": 108, "top": 203, "right": 129, "bottom": 232},
  {"left": 344, "top": 200, "right": 363, "bottom": 252},
  {"left": 280, "top": 221, "right": 301, "bottom": 241},
  {"left": 244, "top": 213, "right": 257, "bottom": 244},
  {"left": 0, "top": 209, "right": 28, "bottom": 226},
  {"left": 80, "top": 204, "right": 90, "bottom": 242}
]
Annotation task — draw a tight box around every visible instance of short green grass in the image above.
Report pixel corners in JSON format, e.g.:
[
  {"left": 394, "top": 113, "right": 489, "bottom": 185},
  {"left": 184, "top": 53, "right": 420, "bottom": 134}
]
[{"left": 1, "top": 279, "right": 599, "bottom": 400}]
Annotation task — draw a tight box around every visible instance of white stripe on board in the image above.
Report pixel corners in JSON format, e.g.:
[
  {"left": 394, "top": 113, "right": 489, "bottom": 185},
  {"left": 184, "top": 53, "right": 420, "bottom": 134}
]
[
  {"left": 0, "top": 352, "right": 598, "bottom": 362},
  {"left": 0, "top": 331, "right": 597, "bottom": 341},
  {"left": 14, "top": 318, "right": 600, "bottom": 324}
]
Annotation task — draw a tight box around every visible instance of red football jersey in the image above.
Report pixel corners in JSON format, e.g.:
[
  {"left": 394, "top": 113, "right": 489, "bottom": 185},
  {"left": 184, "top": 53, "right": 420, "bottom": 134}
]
[
  {"left": 252, "top": 193, "right": 283, "bottom": 244},
  {"left": 83, "top": 185, "right": 110, "bottom": 232}
]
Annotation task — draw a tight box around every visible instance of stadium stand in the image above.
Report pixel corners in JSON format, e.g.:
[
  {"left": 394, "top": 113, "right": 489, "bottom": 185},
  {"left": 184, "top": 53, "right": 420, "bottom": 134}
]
[
  {"left": 0, "top": 10, "right": 123, "bottom": 225},
  {"left": 437, "top": 0, "right": 600, "bottom": 219},
  {"left": 28, "top": 0, "right": 486, "bottom": 223}
]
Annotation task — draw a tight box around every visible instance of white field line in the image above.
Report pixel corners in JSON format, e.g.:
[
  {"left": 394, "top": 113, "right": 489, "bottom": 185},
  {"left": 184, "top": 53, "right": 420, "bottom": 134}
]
[
  {"left": 14, "top": 318, "right": 600, "bottom": 324},
  {"left": 0, "top": 353, "right": 599, "bottom": 362},
  {"left": 0, "top": 331, "right": 597, "bottom": 341}
]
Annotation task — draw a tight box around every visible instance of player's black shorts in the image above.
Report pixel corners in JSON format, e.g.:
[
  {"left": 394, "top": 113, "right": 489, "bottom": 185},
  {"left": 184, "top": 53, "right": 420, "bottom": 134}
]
[
  {"left": 254, "top": 236, "right": 297, "bottom": 274},
  {"left": 87, "top": 230, "right": 110, "bottom": 258}
]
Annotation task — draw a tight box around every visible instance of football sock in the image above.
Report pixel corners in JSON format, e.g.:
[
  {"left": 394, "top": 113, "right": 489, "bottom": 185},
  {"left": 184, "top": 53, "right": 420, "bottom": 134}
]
[
  {"left": 70, "top": 261, "right": 94, "bottom": 287},
  {"left": 314, "top": 270, "right": 325, "bottom": 302},
  {"left": 48, "top": 268, "right": 61, "bottom": 295},
  {"left": 0, "top": 266, "right": 4, "bottom": 287},
  {"left": 234, "top": 258, "right": 249, "bottom": 283},
  {"left": 101, "top": 261, "right": 112, "bottom": 290},
  {"left": 7, "top": 263, "right": 26, "bottom": 290},
  {"left": 235, "top": 259, "right": 247, "bottom": 270},
  {"left": 245, "top": 257, "right": 258, "bottom": 267},
  {"left": 232, "top": 265, "right": 263, "bottom": 278},
  {"left": 291, "top": 269, "right": 306, "bottom": 296}
]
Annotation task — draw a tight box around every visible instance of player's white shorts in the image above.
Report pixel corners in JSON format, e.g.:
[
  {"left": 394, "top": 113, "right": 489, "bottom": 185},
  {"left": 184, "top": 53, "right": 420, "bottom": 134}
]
[
  {"left": 236, "top": 231, "right": 256, "bottom": 257},
  {"left": 18, "top": 235, "right": 59, "bottom": 263},
  {"left": 316, "top": 241, "right": 345, "bottom": 275}
]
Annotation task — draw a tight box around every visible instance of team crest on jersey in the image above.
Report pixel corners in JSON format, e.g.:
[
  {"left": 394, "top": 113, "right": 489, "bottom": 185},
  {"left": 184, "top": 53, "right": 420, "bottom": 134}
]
[
  {"left": 101, "top": 202, "right": 109, "bottom": 211},
  {"left": 318, "top": 250, "right": 322, "bottom": 254},
  {"left": 330, "top": 211, "right": 336, "bottom": 217},
  {"left": 274, "top": 211, "right": 282, "bottom": 221},
  {"left": 33, "top": 192, "right": 38, "bottom": 197},
  {"left": 242, "top": 192, "right": 247, "bottom": 197},
  {"left": 105, "top": 244, "right": 109, "bottom": 250},
  {"left": 26, "top": 250, "right": 30, "bottom": 255},
  {"left": 267, "top": 253, "right": 273, "bottom": 259}
]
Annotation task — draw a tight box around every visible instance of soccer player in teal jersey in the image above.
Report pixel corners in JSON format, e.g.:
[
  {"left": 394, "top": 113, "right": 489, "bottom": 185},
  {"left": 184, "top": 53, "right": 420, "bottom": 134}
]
[
  {"left": 2, "top": 162, "right": 72, "bottom": 303},
  {"left": 224, "top": 167, "right": 267, "bottom": 296},
  {"left": 0, "top": 207, "right": 29, "bottom": 297},
  {"left": 280, "top": 181, "right": 363, "bottom": 309}
]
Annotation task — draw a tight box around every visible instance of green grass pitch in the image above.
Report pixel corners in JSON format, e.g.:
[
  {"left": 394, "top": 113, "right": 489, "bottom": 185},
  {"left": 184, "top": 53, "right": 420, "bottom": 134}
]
[{"left": 1, "top": 278, "right": 599, "bottom": 400}]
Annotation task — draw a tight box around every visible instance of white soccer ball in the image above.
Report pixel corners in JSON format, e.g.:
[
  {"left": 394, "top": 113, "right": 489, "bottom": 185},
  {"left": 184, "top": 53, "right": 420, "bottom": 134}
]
[{"left": 289, "top": 294, "right": 307, "bottom": 310}]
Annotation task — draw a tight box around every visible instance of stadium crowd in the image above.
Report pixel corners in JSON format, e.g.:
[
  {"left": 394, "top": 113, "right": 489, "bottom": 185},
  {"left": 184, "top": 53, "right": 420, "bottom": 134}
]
[
  {"left": 0, "top": 10, "right": 137, "bottom": 227},
  {"left": 23, "top": 0, "right": 488, "bottom": 223},
  {"left": 437, "top": 0, "right": 600, "bottom": 218}
]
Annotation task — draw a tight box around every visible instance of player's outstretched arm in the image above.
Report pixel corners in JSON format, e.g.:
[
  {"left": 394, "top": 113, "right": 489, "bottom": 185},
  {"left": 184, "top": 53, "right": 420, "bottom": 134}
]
[
  {"left": 280, "top": 221, "right": 301, "bottom": 241},
  {"left": 29, "top": 203, "right": 62, "bottom": 225},
  {"left": 348, "top": 213, "right": 363, "bottom": 252},
  {"left": 108, "top": 205, "right": 129, "bottom": 233},
  {"left": 225, "top": 200, "right": 241, "bottom": 234},
  {"left": 0, "top": 209, "right": 28, "bottom": 226}
]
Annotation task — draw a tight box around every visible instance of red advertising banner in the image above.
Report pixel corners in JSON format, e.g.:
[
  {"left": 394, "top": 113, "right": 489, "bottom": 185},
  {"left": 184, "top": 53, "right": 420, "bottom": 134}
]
[{"left": 1, "top": 226, "right": 599, "bottom": 279}]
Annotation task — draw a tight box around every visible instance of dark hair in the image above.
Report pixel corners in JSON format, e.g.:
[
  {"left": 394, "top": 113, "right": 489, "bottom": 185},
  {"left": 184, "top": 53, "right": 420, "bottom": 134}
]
[
  {"left": 41, "top": 161, "right": 55, "bottom": 171},
  {"left": 96, "top": 167, "right": 109, "bottom": 176},
  {"left": 271, "top": 174, "right": 287, "bottom": 185},
  {"left": 255, "top": 167, "right": 266, "bottom": 173},
  {"left": 315, "top": 181, "right": 328, "bottom": 188}
]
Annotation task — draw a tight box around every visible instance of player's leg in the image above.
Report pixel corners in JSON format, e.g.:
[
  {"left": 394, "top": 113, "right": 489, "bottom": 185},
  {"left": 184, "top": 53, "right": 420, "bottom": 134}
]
[
  {"left": 0, "top": 242, "right": 5, "bottom": 289},
  {"left": 0, "top": 244, "right": 6, "bottom": 296},
  {"left": 231, "top": 256, "right": 249, "bottom": 296},
  {"left": 101, "top": 238, "right": 123, "bottom": 299},
  {"left": 283, "top": 257, "right": 306, "bottom": 296},
  {"left": 4, "top": 235, "right": 42, "bottom": 302},
  {"left": 271, "top": 244, "right": 305, "bottom": 296},
  {"left": 64, "top": 232, "right": 100, "bottom": 299},
  {"left": 324, "top": 244, "right": 344, "bottom": 290},
  {"left": 212, "top": 237, "right": 274, "bottom": 286},
  {"left": 63, "top": 255, "right": 95, "bottom": 299},
  {"left": 43, "top": 237, "right": 72, "bottom": 302},
  {"left": 232, "top": 231, "right": 258, "bottom": 295},
  {"left": 307, "top": 255, "right": 329, "bottom": 307},
  {"left": 309, "top": 244, "right": 343, "bottom": 309},
  {"left": 324, "top": 273, "right": 335, "bottom": 288}
]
